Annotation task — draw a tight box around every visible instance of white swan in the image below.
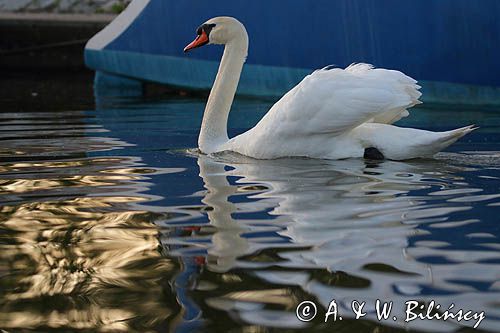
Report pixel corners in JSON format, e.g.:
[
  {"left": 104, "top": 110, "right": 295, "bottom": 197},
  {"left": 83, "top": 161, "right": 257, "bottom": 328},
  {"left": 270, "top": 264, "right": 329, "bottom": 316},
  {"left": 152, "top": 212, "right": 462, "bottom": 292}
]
[{"left": 184, "top": 17, "right": 475, "bottom": 160}]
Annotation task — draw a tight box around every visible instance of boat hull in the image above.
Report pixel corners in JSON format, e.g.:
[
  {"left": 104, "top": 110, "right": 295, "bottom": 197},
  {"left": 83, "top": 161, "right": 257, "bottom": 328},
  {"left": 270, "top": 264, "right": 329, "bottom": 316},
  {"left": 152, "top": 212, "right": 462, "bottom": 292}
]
[{"left": 85, "top": 0, "right": 500, "bottom": 103}]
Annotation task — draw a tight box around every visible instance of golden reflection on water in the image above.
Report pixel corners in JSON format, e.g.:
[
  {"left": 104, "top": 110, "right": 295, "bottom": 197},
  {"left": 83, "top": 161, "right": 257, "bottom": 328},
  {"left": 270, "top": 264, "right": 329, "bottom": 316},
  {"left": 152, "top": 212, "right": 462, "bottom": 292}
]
[
  {"left": 0, "top": 158, "right": 181, "bottom": 332},
  {"left": 0, "top": 159, "right": 156, "bottom": 195}
]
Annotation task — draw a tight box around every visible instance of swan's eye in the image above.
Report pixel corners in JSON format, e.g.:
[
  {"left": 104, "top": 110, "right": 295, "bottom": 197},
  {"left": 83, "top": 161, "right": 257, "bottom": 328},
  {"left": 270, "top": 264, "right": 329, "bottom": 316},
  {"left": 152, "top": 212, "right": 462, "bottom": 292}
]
[
  {"left": 196, "top": 24, "right": 216, "bottom": 37},
  {"left": 202, "top": 23, "right": 216, "bottom": 35}
]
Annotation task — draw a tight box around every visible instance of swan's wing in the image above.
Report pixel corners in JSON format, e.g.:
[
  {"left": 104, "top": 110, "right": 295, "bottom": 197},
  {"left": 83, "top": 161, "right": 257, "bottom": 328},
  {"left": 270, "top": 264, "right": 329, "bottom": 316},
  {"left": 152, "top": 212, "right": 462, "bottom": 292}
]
[
  {"left": 253, "top": 63, "right": 421, "bottom": 139},
  {"left": 365, "top": 65, "right": 422, "bottom": 124}
]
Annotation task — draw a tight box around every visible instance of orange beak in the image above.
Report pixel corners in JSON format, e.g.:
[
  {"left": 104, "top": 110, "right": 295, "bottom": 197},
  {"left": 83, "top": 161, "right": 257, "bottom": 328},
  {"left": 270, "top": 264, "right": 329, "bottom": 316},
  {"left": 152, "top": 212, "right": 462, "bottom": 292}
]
[{"left": 184, "top": 30, "right": 209, "bottom": 52}]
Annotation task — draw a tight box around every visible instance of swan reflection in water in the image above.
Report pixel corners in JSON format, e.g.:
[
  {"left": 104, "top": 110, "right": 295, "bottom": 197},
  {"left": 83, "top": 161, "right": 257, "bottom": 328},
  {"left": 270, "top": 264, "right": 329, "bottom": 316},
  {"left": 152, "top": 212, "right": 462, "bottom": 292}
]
[{"left": 163, "top": 152, "right": 500, "bottom": 331}]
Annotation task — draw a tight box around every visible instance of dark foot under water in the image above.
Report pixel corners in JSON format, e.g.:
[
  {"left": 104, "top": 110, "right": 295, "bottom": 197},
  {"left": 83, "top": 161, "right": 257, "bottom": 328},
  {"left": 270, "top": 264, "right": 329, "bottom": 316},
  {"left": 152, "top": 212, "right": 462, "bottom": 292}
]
[{"left": 364, "top": 147, "right": 385, "bottom": 160}]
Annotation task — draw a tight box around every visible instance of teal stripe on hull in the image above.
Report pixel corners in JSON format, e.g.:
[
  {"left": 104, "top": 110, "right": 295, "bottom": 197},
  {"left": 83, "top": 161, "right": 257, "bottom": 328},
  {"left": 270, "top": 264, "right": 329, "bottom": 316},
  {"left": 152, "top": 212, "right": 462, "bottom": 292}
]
[
  {"left": 85, "top": 49, "right": 500, "bottom": 105},
  {"left": 85, "top": 49, "right": 310, "bottom": 97}
]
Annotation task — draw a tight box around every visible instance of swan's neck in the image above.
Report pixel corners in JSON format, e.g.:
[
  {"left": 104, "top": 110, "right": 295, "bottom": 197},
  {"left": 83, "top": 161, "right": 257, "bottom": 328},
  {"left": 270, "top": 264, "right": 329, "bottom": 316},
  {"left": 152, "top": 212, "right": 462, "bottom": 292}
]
[{"left": 198, "top": 35, "right": 248, "bottom": 153}]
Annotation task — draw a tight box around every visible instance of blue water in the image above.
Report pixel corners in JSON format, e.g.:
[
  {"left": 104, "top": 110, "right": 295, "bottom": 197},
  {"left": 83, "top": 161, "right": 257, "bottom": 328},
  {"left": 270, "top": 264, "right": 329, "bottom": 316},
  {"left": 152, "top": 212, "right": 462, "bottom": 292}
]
[{"left": 1, "top": 92, "right": 500, "bottom": 332}]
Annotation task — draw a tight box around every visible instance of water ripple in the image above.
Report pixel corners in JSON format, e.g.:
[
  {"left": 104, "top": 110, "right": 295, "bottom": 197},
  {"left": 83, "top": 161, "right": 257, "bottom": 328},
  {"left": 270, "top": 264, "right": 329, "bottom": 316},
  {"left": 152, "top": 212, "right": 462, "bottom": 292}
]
[{"left": 1, "top": 97, "right": 499, "bottom": 332}]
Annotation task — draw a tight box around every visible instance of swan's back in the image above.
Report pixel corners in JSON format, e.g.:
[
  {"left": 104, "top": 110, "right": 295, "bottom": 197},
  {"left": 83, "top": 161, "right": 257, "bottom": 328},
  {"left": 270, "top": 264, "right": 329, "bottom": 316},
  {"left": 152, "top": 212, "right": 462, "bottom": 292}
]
[
  {"left": 257, "top": 63, "right": 420, "bottom": 136},
  {"left": 225, "top": 63, "right": 426, "bottom": 159}
]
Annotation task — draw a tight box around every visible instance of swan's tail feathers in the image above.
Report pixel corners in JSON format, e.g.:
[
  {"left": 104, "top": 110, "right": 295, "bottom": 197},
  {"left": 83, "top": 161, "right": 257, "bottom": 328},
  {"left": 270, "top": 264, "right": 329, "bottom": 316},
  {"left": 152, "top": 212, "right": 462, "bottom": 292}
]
[
  {"left": 430, "top": 125, "right": 478, "bottom": 152},
  {"left": 439, "top": 124, "right": 478, "bottom": 142}
]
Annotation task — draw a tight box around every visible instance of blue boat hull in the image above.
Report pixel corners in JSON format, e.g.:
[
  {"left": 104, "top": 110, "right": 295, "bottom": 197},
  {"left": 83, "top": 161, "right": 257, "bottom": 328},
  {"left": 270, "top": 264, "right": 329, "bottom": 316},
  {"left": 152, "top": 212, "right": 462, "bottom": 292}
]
[{"left": 85, "top": 0, "right": 500, "bottom": 103}]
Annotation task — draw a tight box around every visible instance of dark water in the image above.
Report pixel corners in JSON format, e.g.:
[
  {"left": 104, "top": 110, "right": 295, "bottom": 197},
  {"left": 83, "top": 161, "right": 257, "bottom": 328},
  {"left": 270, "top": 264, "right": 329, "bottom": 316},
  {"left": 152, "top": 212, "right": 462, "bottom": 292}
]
[{"left": 1, "top": 80, "right": 500, "bottom": 332}]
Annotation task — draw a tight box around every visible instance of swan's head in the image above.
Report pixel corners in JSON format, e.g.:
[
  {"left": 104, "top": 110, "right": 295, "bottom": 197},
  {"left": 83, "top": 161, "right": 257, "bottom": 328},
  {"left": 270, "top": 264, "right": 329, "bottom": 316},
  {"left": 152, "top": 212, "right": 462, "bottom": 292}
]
[{"left": 184, "top": 16, "right": 247, "bottom": 52}]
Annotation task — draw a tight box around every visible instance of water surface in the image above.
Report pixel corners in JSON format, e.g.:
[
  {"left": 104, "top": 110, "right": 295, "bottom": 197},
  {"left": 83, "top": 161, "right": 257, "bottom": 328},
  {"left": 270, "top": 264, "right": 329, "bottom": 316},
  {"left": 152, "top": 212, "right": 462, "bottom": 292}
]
[{"left": 1, "top": 91, "right": 500, "bottom": 332}]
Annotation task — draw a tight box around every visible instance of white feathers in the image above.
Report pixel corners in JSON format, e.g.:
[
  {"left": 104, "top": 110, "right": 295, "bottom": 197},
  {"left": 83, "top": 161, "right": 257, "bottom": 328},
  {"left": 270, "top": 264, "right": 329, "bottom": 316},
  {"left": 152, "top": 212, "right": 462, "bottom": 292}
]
[
  {"left": 345, "top": 62, "right": 375, "bottom": 73},
  {"left": 222, "top": 63, "right": 474, "bottom": 160}
]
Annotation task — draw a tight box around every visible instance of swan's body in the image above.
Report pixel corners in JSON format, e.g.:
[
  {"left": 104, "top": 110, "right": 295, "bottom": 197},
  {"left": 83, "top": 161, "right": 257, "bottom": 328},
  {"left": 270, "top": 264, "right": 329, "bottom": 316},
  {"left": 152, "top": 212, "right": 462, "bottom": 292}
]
[{"left": 184, "top": 17, "right": 475, "bottom": 160}]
